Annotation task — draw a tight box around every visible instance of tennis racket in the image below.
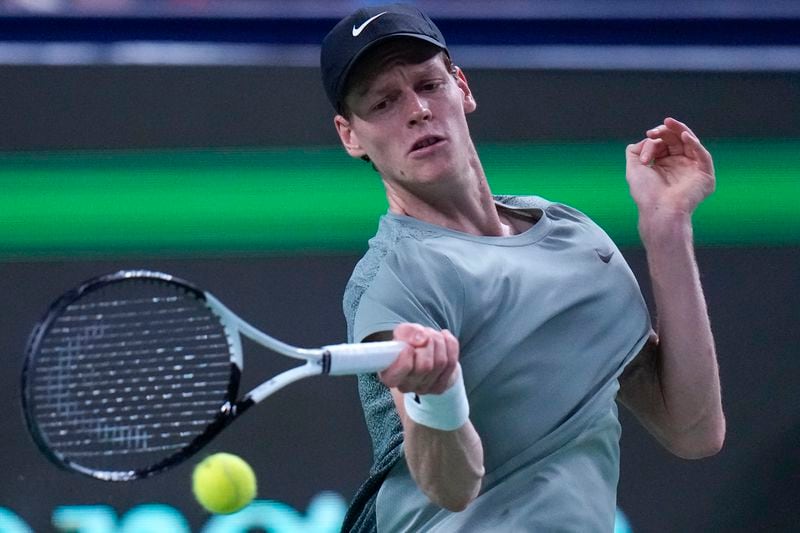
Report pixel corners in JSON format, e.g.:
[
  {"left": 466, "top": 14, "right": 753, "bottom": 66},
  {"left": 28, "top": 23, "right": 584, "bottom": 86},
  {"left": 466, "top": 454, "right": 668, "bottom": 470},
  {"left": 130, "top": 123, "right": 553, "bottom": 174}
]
[{"left": 21, "top": 270, "right": 402, "bottom": 481}]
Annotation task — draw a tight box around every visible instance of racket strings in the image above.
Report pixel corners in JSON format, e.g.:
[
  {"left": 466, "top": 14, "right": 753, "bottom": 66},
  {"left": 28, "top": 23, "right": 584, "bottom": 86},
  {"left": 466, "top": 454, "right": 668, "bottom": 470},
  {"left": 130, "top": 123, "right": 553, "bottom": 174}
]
[
  {"left": 36, "top": 338, "right": 230, "bottom": 362},
  {"left": 31, "top": 353, "right": 229, "bottom": 378},
  {"left": 27, "top": 282, "right": 234, "bottom": 474},
  {"left": 63, "top": 294, "right": 185, "bottom": 310},
  {"left": 47, "top": 315, "right": 224, "bottom": 341}
]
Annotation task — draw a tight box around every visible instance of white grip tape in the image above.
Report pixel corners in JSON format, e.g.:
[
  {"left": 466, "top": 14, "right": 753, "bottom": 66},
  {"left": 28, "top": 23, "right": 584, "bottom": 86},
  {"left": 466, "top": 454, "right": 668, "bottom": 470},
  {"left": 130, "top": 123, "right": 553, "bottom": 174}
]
[
  {"left": 324, "top": 341, "right": 405, "bottom": 375},
  {"left": 403, "top": 364, "right": 469, "bottom": 431}
]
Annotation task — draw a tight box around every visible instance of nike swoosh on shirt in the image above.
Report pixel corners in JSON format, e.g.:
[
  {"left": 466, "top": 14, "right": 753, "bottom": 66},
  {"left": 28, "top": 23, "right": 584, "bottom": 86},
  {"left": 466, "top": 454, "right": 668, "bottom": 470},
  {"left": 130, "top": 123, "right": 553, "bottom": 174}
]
[
  {"left": 595, "top": 248, "right": 615, "bottom": 263},
  {"left": 352, "top": 12, "right": 388, "bottom": 36}
]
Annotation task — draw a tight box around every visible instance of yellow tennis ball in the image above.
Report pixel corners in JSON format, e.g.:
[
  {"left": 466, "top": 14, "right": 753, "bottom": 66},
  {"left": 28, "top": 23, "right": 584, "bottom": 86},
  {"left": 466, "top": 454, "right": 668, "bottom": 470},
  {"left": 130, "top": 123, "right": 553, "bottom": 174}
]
[{"left": 192, "top": 452, "right": 257, "bottom": 514}]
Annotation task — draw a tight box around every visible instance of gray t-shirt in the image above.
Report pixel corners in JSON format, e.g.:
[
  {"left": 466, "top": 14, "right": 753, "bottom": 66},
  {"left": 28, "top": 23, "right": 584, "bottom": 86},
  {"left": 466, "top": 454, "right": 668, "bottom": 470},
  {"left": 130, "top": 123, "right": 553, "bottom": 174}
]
[{"left": 343, "top": 196, "right": 651, "bottom": 532}]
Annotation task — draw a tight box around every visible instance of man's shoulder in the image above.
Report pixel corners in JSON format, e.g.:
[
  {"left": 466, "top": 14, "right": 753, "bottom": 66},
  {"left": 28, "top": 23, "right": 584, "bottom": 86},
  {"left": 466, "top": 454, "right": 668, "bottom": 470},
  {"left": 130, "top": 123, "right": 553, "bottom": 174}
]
[
  {"left": 493, "top": 194, "right": 553, "bottom": 210},
  {"left": 493, "top": 194, "right": 585, "bottom": 218},
  {"left": 342, "top": 215, "right": 446, "bottom": 334},
  {"left": 348, "top": 215, "right": 447, "bottom": 284},
  {"left": 496, "top": 194, "right": 605, "bottom": 227}
]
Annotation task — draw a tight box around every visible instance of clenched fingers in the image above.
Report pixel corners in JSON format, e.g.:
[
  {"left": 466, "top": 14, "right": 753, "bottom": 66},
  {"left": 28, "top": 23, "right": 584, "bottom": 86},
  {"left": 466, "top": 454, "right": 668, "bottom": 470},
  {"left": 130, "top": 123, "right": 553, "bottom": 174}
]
[{"left": 379, "top": 323, "right": 460, "bottom": 395}]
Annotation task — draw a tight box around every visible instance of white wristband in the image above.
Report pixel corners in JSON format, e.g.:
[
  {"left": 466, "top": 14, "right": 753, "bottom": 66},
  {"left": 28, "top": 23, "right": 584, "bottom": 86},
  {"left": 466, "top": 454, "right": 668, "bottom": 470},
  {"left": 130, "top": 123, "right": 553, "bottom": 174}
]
[{"left": 403, "top": 364, "right": 469, "bottom": 431}]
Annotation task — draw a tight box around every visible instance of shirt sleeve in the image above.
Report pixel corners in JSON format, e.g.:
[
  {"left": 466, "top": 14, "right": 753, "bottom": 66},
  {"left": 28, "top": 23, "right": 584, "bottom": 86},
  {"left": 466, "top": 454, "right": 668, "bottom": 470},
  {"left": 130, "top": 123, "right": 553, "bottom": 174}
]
[{"left": 352, "top": 238, "right": 464, "bottom": 343}]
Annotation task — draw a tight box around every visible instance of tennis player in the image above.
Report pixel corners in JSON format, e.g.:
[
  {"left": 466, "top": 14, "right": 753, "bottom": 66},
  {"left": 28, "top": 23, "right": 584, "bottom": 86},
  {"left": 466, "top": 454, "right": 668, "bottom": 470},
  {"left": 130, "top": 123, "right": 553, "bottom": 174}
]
[{"left": 321, "top": 4, "right": 725, "bottom": 531}]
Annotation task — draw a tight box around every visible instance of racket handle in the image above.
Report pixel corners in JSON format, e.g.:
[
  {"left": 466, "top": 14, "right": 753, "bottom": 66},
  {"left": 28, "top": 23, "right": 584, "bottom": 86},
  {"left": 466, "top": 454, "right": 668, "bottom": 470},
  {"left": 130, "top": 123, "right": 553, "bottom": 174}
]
[{"left": 323, "top": 341, "right": 405, "bottom": 375}]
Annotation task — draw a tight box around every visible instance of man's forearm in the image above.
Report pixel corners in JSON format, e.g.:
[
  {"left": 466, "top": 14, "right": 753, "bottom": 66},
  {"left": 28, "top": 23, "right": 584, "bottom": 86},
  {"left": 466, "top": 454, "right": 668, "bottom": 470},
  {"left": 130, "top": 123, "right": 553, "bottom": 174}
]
[
  {"left": 393, "top": 389, "right": 485, "bottom": 511},
  {"left": 639, "top": 211, "right": 725, "bottom": 457}
]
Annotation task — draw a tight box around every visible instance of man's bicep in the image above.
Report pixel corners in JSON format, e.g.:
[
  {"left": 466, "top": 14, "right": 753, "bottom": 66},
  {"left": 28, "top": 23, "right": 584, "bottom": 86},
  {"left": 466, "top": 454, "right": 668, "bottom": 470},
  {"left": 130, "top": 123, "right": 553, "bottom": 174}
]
[{"left": 617, "top": 333, "right": 676, "bottom": 446}]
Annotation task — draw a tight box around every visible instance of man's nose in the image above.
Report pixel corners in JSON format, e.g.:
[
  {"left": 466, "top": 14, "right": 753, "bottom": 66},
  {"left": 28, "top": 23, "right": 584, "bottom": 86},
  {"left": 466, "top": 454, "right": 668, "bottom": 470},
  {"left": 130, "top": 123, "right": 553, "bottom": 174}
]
[{"left": 407, "top": 94, "right": 432, "bottom": 126}]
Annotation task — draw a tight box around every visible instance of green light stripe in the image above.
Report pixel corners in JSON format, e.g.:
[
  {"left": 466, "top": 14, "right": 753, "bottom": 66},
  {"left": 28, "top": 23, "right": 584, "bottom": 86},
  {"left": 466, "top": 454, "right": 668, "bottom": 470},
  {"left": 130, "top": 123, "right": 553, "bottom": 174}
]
[{"left": 1, "top": 140, "right": 798, "bottom": 258}]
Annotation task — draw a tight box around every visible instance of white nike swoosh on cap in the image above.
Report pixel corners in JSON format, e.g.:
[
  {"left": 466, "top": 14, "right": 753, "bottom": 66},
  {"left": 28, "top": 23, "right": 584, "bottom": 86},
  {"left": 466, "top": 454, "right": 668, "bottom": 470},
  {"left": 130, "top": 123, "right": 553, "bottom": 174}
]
[{"left": 352, "top": 11, "right": 388, "bottom": 37}]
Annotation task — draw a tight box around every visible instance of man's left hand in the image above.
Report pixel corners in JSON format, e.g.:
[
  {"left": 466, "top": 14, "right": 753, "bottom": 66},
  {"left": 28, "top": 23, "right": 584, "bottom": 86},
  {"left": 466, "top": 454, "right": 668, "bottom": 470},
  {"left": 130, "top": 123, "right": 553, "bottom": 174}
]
[{"left": 625, "top": 117, "right": 715, "bottom": 221}]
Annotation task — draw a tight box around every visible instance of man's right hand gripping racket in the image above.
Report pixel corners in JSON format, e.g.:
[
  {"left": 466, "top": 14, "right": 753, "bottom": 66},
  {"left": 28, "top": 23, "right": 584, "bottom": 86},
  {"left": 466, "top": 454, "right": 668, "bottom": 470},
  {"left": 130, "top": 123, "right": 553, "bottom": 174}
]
[{"left": 21, "top": 270, "right": 402, "bottom": 481}]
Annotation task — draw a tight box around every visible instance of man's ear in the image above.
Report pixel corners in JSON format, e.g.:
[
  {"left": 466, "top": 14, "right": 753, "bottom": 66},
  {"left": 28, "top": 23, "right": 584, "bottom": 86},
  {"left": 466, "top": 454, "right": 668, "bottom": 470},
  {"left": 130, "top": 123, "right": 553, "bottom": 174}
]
[
  {"left": 334, "top": 115, "right": 368, "bottom": 159},
  {"left": 454, "top": 67, "right": 477, "bottom": 114}
]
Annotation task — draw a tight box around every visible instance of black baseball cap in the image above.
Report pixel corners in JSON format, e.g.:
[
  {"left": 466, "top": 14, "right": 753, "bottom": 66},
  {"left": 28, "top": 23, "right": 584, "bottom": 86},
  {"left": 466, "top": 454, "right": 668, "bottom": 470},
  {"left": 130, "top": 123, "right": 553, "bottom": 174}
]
[{"left": 320, "top": 3, "right": 448, "bottom": 112}]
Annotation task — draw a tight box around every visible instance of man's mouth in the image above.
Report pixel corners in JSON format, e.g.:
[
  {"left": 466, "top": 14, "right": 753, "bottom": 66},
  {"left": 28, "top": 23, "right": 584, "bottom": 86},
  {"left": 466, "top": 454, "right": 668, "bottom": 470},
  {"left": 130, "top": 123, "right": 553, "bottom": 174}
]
[{"left": 410, "top": 136, "right": 444, "bottom": 153}]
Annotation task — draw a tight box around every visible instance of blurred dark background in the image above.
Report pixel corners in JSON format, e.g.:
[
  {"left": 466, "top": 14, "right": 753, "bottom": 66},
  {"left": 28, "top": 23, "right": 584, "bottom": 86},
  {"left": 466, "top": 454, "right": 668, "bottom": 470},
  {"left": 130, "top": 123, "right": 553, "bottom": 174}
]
[{"left": 0, "top": 1, "right": 798, "bottom": 532}]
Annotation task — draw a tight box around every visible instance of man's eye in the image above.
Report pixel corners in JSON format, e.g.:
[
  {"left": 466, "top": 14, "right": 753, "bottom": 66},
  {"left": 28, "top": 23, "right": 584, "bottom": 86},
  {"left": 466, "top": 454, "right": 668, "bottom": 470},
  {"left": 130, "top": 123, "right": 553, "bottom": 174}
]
[{"left": 371, "top": 99, "right": 390, "bottom": 112}]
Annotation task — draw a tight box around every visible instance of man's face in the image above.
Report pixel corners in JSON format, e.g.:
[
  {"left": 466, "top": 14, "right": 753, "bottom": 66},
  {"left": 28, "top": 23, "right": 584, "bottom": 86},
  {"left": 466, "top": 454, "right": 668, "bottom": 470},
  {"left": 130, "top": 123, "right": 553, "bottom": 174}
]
[{"left": 334, "top": 45, "right": 477, "bottom": 190}]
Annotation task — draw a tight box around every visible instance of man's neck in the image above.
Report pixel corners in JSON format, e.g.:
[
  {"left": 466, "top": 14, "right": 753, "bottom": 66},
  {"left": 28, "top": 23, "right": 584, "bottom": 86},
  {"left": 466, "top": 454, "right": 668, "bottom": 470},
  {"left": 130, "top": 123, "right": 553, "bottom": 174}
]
[{"left": 383, "top": 159, "right": 518, "bottom": 237}]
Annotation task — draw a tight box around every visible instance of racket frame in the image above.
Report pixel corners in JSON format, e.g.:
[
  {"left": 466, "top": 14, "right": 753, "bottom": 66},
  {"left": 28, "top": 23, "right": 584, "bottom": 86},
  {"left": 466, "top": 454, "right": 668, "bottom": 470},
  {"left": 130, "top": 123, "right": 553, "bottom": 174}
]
[{"left": 21, "top": 270, "right": 402, "bottom": 481}]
